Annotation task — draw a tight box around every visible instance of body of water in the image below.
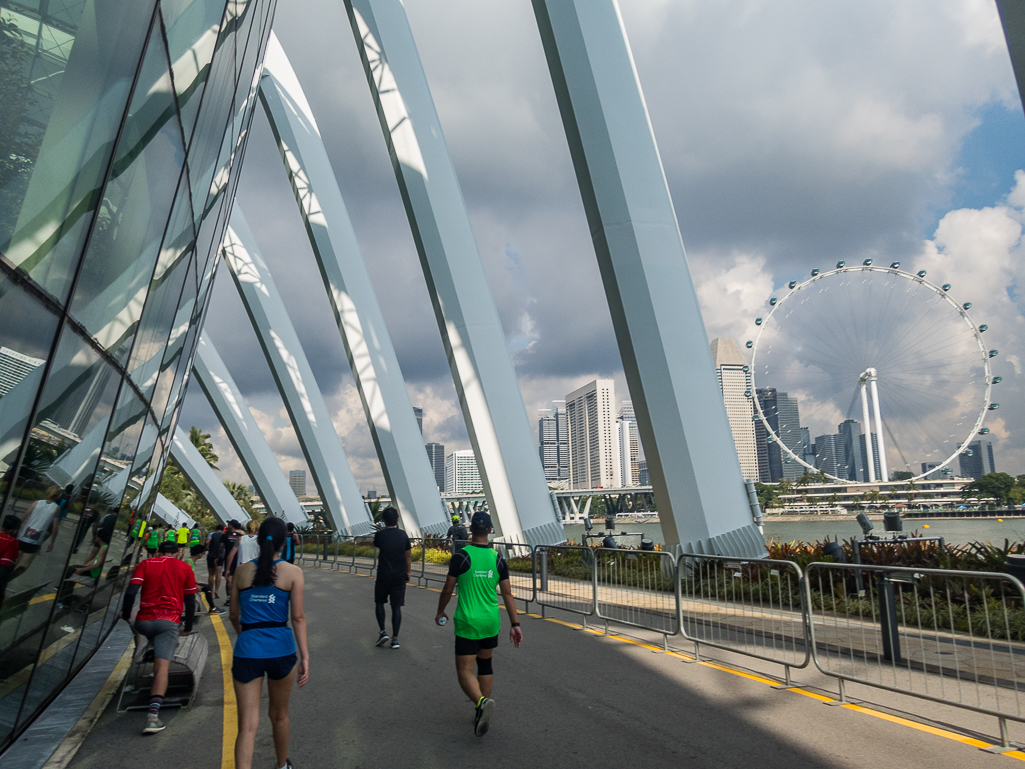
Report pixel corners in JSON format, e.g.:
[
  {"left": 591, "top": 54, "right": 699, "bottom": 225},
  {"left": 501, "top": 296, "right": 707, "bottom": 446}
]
[{"left": 562, "top": 517, "right": 1025, "bottom": 548}]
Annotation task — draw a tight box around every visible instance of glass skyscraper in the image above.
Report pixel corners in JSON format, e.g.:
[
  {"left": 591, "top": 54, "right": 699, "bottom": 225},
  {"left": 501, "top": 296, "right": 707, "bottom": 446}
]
[{"left": 0, "top": 0, "right": 276, "bottom": 749}]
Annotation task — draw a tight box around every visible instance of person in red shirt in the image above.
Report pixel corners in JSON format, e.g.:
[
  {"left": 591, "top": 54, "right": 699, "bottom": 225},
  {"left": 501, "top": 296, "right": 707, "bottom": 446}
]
[
  {"left": 0, "top": 515, "right": 21, "bottom": 610},
  {"left": 121, "top": 540, "right": 197, "bottom": 735}
]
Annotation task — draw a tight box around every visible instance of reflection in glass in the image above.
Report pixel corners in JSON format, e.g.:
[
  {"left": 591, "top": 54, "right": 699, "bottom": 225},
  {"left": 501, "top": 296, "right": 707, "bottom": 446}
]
[
  {"left": 161, "top": 0, "right": 227, "bottom": 142},
  {"left": 0, "top": 1, "right": 156, "bottom": 304}
]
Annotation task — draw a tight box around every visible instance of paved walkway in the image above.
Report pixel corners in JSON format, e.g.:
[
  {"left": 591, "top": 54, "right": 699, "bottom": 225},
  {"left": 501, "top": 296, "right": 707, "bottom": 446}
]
[{"left": 64, "top": 565, "right": 1021, "bottom": 769}]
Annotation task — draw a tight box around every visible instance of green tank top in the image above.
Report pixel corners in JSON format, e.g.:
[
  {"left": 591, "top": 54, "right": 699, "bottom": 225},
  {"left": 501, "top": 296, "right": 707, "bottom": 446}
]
[
  {"left": 190, "top": 529, "right": 201, "bottom": 544},
  {"left": 165, "top": 530, "right": 176, "bottom": 542},
  {"left": 146, "top": 530, "right": 159, "bottom": 548},
  {"left": 454, "top": 545, "right": 501, "bottom": 640}
]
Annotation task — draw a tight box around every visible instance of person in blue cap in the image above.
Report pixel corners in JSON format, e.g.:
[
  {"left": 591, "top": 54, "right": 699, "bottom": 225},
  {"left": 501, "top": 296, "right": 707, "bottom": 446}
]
[{"left": 434, "top": 511, "right": 522, "bottom": 737}]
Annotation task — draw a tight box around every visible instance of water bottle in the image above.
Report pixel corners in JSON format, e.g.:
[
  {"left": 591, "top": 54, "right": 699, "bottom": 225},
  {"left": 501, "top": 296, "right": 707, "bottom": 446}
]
[{"left": 437, "top": 616, "right": 447, "bottom": 626}]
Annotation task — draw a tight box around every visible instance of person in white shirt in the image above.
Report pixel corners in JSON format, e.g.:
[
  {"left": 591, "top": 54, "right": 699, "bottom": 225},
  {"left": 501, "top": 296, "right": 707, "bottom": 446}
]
[
  {"left": 14, "top": 486, "right": 63, "bottom": 576},
  {"left": 237, "top": 519, "right": 260, "bottom": 564}
]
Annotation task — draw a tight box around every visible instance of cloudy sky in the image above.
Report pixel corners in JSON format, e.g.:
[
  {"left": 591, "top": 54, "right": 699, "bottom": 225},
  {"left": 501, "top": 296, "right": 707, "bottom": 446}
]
[{"left": 183, "top": 0, "right": 1025, "bottom": 493}]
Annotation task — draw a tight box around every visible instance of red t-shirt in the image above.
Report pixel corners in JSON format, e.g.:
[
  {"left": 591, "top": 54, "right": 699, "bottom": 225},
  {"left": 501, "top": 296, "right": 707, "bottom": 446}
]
[
  {"left": 0, "top": 531, "right": 18, "bottom": 569},
  {"left": 129, "top": 556, "right": 197, "bottom": 622}
]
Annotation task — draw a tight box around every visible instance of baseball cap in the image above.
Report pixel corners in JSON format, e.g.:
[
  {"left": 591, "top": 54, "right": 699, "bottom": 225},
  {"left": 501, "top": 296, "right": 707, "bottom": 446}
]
[{"left": 470, "top": 511, "right": 492, "bottom": 530}]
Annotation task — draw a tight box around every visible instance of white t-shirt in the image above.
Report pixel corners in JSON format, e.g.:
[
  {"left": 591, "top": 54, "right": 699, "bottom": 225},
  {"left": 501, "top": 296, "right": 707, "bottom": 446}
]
[
  {"left": 19, "top": 501, "right": 59, "bottom": 545},
  {"left": 238, "top": 534, "right": 260, "bottom": 563}
]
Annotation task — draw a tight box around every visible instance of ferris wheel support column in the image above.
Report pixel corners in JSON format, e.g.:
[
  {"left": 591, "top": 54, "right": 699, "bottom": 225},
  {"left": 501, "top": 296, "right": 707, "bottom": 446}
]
[
  {"left": 868, "top": 370, "right": 889, "bottom": 482},
  {"left": 860, "top": 381, "right": 877, "bottom": 482}
]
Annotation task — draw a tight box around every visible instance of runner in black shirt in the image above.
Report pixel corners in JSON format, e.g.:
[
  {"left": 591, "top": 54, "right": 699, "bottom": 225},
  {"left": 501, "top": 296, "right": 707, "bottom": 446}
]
[
  {"left": 373, "top": 507, "right": 410, "bottom": 649},
  {"left": 446, "top": 515, "right": 467, "bottom": 553}
]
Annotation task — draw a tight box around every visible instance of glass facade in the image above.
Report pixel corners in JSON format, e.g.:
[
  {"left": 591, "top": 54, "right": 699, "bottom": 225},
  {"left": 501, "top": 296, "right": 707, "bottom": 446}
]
[{"left": 0, "top": 0, "right": 276, "bottom": 749}]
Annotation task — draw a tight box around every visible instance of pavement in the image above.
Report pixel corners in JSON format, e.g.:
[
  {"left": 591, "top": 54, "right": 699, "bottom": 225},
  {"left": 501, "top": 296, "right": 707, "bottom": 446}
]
[{"left": 63, "top": 564, "right": 1021, "bottom": 769}]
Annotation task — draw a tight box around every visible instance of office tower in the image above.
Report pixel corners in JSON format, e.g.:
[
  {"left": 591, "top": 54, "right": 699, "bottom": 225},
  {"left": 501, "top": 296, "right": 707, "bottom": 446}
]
[
  {"left": 553, "top": 400, "right": 569, "bottom": 479},
  {"left": 638, "top": 460, "right": 650, "bottom": 486},
  {"left": 566, "top": 379, "right": 621, "bottom": 489},
  {"left": 756, "top": 388, "right": 804, "bottom": 482},
  {"left": 860, "top": 434, "right": 882, "bottom": 481},
  {"left": 801, "top": 427, "right": 817, "bottom": 469},
  {"left": 618, "top": 401, "right": 640, "bottom": 486},
  {"left": 837, "top": 419, "right": 865, "bottom": 481},
  {"left": 0, "top": 347, "right": 44, "bottom": 398},
  {"left": 446, "top": 449, "right": 483, "bottom": 494},
  {"left": 959, "top": 440, "right": 996, "bottom": 479},
  {"left": 921, "top": 462, "right": 952, "bottom": 481},
  {"left": 289, "top": 469, "right": 307, "bottom": 497},
  {"left": 426, "top": 442, "right": 446, "bottom": 491},
  {"left": 814, "top": 434, "right": 844, "bottom": 478},
  {"left": 539, "top": 401, "right": 570, "bottom": 481},
  {"left": 413, "top": 406, "right": 423, "bottom": 435},
  {"left": 710, "top": 338, "right": 758, "bottom": 481}
]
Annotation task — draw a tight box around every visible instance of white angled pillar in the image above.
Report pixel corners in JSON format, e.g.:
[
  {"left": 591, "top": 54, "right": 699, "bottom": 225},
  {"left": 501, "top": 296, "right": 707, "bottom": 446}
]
[
  {"left": 192, "top": 333, "right": 307, "bottom": 525},
  {"left": 221, "top": 214, "right": 374, "bottom": 536},
  {"left": 170, "top": 426, "right": 251, "bottom": 525},
  {"left": 343, "top": 0, "right": 563, "bottom": 547},
  {"left": 258, "top": 35, "right": 447, "bottom": 537},
  {"left": 531, "top": 0, "right": 765, "bottom": 556}
]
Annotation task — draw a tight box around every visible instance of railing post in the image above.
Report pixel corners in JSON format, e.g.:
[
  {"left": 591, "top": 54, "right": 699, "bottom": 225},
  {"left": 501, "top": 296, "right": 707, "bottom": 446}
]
[
  {"left": 877, "top": 573, "right": 902, "bottom": 663},
  {"left": 539, "top": 548, "right": 549, "bottom": 593}
]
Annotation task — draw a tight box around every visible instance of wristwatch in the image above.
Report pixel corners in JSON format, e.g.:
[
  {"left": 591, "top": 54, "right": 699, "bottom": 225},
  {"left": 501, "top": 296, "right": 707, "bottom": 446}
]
[{"left": 511, "top": 622, "right": 520, "bottom": 627}]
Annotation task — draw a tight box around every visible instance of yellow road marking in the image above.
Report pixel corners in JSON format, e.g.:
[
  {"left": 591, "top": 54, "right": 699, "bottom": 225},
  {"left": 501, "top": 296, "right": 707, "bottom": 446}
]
[{"left": 211, "top": 614, "right": 236, "bottom": 769}]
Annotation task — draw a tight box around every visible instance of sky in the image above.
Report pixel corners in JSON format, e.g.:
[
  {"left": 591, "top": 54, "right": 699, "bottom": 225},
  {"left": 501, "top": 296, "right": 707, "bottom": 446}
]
[{"left": 182, "top": 0, "right": 1025, "bottom": 493}]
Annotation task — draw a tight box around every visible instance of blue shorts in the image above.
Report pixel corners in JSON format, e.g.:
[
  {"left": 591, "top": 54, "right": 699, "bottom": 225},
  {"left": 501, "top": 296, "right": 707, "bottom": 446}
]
[{"left": 232, "top": 653, "right": 297, "bottom": 683}]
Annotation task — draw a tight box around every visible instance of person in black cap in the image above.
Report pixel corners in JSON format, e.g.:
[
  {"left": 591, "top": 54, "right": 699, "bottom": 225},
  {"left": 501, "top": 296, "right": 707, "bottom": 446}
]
[
  {"left": 434, "top": 510, "right": 522, "bottom": 737},
  {"left": 373, "top": 507, "right": 410, "bottom": 649}
]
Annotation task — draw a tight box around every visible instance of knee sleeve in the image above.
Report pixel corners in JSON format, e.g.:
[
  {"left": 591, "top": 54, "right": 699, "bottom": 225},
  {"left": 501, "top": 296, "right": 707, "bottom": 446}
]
[{"left": 476, "top": 657, "right": 493, "bottom": 676}]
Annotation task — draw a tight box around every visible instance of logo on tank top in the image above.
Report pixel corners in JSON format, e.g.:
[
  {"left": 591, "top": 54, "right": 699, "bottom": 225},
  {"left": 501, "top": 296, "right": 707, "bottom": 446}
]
[{"left": 248, "top": 593, "right": 277, "bottom": 604}]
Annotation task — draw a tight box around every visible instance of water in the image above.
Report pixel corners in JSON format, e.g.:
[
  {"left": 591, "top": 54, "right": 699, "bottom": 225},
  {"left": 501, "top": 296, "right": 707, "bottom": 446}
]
[{"left": 562, "top": 517, "right": 1025, "bottom": 548}]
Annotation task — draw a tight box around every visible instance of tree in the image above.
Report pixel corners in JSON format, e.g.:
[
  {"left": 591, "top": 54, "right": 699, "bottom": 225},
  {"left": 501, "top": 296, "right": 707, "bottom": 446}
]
[
  {"left": 189, "top": 426, "right": 219, "bottom": 469},
  {"left": 795, "top": 471, "right": 816, "bottom": 487},
  {"left": 777, "top": 478, "right": 794, "bottom": 496},
  {"left": 224, "top": 480, "right": 256, "bottom": 518},
  {"left": 814, "top": 468, "right": 828, "bottom": 484},
  {"left": 962, "top": 472, "right": 1018, "bottom": 507},
  {"left": 755, "top": 482, "right": 780, "bottom": 510},
  {"left": 892, "top": 470, "right": 914, "bottom": 481}
]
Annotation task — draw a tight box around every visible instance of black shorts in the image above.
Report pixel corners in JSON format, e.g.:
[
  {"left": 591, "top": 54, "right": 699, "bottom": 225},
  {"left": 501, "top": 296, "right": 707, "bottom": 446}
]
[
  {"left": 232, "top": 653, "right": 297, "bottom": 683},
  {"left": 146, "top": 547, "right": 158, "bottom": 555},
  {"left": 18, "top": 542, "right": 41, "bottom": 554},
  {"left": 455, "top": 634, "right": 498, "bottom": 656},
  {"left": 207, "top": 556, "right": 219, "bottom": 570},
  {"left": 374, "top": 578, "right": 406, "bottom": 606}
]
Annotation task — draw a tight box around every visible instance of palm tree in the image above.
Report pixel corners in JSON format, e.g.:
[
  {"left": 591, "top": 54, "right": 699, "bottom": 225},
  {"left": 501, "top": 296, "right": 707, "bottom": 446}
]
[
  {"left": 189, "top": 426, "right": 219, "bottom": 469},
  {"left": 223, "top": 480, "right": 255, "bottom": 517}
]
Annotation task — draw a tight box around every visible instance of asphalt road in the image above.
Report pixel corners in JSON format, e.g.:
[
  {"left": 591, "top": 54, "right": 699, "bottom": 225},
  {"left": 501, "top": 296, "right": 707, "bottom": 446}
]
[{"left": 67, "top": 565, "right": 1011, "bottom": 769}]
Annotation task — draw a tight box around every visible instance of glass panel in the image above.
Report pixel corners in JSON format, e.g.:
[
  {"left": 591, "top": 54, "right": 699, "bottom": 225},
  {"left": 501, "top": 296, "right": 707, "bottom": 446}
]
[
  {"left": 0, "top": 1, "right": 157, "bottom": 304},
  {"left": 68, "top": 28, "right": 187, "bottom": 366},
  {"left": 0, "top": 327, "right": 120, "bottom": 737},
  {"left": 150, "top": 265, "right": 198, "bottom": 421},
  {"left": 161, "top": 0, "right": 226, "bottom": 144},
  {"left": 0, "top": 280, "right": 61, "bottom": 502},
  {"left": 126, "top": 178, "right": 195, "bottom": 402}
]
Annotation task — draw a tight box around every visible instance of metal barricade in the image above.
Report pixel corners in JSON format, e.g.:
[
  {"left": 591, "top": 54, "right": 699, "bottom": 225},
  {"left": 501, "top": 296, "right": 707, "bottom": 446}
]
[
  {"left": 678, "top": 553, "right": 808, "bottom": 674},
  {"left": 350, "top": 534, "right": 377, "bottom": 575},
  {"left": 295, "top": 533, "right": 306, "bottom": 565},
  {"left": 595, "top": 548, "right": 677, "bottom": 639},
  {"left": 805, "top": 561, "right": 1025, "bottom": 740},
  {"left": 534, "top": 545, "right": 596, "bottom": 622},
  {"left": 494, "top": 542, "right": 535, "bottom": 604},
  {"left": 420, "top": 537, "right": 453, "bottom": 587}
]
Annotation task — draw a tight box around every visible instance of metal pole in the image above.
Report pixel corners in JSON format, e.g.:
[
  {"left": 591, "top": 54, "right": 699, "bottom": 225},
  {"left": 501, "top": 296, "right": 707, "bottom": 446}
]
[
  {"left": 877, "top": 573, "right": 902, "bottom": 663},
  {"left": 860, "top": 380, "right": 876, "bottom": 482},
  {"left": 868, "top": 371, "right": 889, "bottom": 482}
]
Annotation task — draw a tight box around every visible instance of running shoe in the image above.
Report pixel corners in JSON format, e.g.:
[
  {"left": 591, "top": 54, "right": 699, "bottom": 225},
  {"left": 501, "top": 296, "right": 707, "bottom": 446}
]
[
  {"left": 474, "top": 697, "right": 495, "bottom": 737},
  {"left": 375, "top": 630, "right": 389, "bottom": 647},
  {"left": 143, "top": 715, "right": 165, "bottom": 735},
  {"left": 209, "top": 607, "right": 225, "bottom": 615},
  {"left": 390, "top": 638, "right": 400, "bottom": 649}
]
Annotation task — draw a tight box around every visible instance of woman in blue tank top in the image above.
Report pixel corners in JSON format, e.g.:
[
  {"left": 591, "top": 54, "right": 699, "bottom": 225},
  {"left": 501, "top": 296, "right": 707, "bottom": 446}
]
[{"left": 230, "top": 517, "right": 308, "bottom": 769}]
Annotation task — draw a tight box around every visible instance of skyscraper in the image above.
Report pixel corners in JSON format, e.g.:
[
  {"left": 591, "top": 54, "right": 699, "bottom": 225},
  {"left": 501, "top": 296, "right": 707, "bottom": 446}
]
[
  {"left": 814, "top": 434, "right": 844, "bottom": 478},
  {"left": 837, "top": 419, "right": 865, "bottom": 481},
  {"left": 756, "top": 388, "right": 803, "bottom": 482},
  {"left": 0, "top": 347, "right": 44, "bottom": 399},
  {"left": 538, "top": 400, "right": 571, "bottom": 481},
  {"left": 618, "top": 401, "right": 639, "bottom": 486},
  {"left": 413, "top": 406, "right": 423, "bottom": 435},
  {"left": 289, "top": 469, "right": 307, "bottom": 497},
  {"left": 959, "top": 441, "right": 996, "bottom": 479},
  {"left": 446, "top": 449, "right": 482, "bottom": 494},
  {"left": 711, "top": 338, "right": 758, "bottom": 481},
  {"left": 638, "top": 460, "right": 650, "bottom": 486},
  {"left": 566, "top": 379, "right": 620, "bottom": 489},
  {"left": 426, "top": 442, "right": 445, "bottom": 491}
]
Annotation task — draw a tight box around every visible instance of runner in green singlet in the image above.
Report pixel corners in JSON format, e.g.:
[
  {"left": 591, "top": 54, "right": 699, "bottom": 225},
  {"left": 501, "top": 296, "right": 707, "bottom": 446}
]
[
  {"left": 145, "top": 526, "right": 160, "bottom": 559},
  {"left": 435, "top": 511, "right": 522, "bottom": 738}
]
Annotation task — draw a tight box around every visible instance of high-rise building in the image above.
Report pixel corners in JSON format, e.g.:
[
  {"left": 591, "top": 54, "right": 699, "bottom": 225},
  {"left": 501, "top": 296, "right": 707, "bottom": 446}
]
[
  {"left": 413, "top": 406, "right": 423, "bottom": 435},
  {"left": 801, "top": 427, "right": 816, "bottom": 469},
  {"left": 959, "top": 441, "right": 996, "bottom": 479},
  {"left": 446, "top": 449, "right": 483, "bottom": 494},
  {"left": 837, "top": 419, "right": 865, "bottom": 481},
  {"left": 0, "top": 346, "right": 44, "bottom": 399},
  {"left": 289, "top": 469, "right": 307, "bottom": 497},
  {"left": 426, "top": 442, "right": 446, "bottom": 491},
  {"left": 814, "top": 434, "right": 844, "bottom": 477},
  {"left": 617, "top": 401, "right": 640, "bottom": 486},
  {"left": 566, "top": 379, "right": 621, "bottom": 489},
  {"left": 637, "top": 460, "right": 650, "bottom": 486},
  {"left": 538, "top": 401, "right": 570, "bottom": 481},
  {"left": 756, "top": 388, "right": 803, "bottom": 482},
  {"left": 711, "top": 338, "right": 758, "bottom": 481},
  {"left": 921, "top": 462, "right": 953, "bottom": 481}
]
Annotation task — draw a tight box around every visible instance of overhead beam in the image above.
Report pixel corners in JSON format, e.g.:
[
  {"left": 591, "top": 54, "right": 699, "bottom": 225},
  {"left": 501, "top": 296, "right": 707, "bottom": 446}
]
[
  {"left": 530, "top": 0, "right": 765, "bottom": 556},
  {"left": 258, "top": 34, "right": 448, "bottom": 537},
  {"left": 220, "top": 214, "right": 374, "bottom": 536},
  {"left": 192, "top": 333, "right": 307, "bottom": 526},
  {"left": 169, "top": 425, "right": 250, "bottom": 525},
  {"left": 342, "top": 0, "right": 563, "bottom": 546}
]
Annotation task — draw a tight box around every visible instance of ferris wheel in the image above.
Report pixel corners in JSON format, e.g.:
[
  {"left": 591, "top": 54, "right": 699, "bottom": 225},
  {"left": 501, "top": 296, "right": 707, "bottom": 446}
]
[{"left": 747, "top": 262, "right": 998, "bottom": 484}]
